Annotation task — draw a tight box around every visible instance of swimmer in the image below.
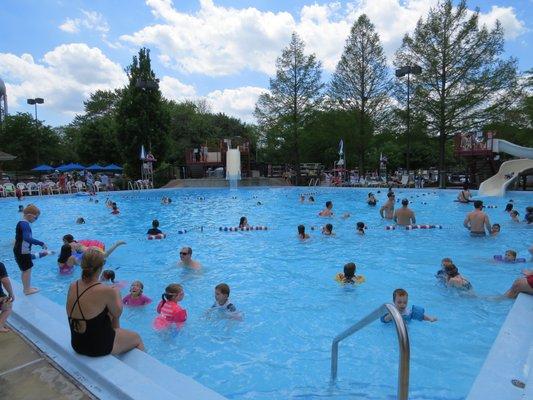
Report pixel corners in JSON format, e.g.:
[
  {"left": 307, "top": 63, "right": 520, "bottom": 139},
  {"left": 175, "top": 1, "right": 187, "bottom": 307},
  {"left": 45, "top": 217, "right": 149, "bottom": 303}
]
[
  {"left": 443, "top": 263, "right": 472, "bottom": 290},
  {"left": 463, "top": 200, "right": 491, "bottom": 236},
  {"left": 239, "top": 216, "right": 250, "bottom": 229},
  {"left": 322, "top": 223, "right": 335, "bottom": 236},
  {"left": 147, "top": 219, "right": 165, "bottom": 237},
  {"left": 319, "top": 201, "right": 333, "bottom": 217},
  {"left": 504, "top": 203, "right": 513, "bottom": 213},
  {"left": 490, "top": 223, "right": 501, "bottom": 236},
  {"left": 381, "top": 288, "right": 437, "bottom": 323},
  {"left": 367, "top": 193, "right": 377, "bottom": 206},
  {"left": 122, "top": 281, "right": 152, "bottom": 306},
  {"left": 356, "top": 222, "right": 365, "bottom": 235},
  {"left": 308, "top": 196, "right": 315, "bottom": 203},
  {"left": 510, "top": 210, "right": 520, "bottom": 222},
  {"left": 504, "top": 250, "right": 517, "bottom": 262},
  {"left": 57, "top": 244, "right": 76, "bottom": 274},
  {"left": 341, "top": 212, "right": 351, "bottom": 219},
  {"left": 335, "top": 262, "right": 365, "bottom": 284},
  {"left": 111, "top": 204, "right": 120, "bottom": 215},
  {"left": 208, "top": 283, "right": 242, "bottom": 320},
  {"left": 393, "top": 199, "right": 416, "bottom": 226},
  {"left": 457, "top": 184, "right": 472, "bottom": 203},
  {"left": 299, "top": 195, "right": 305, "bottom": 203},
  {"left": 504, "top": 269, "right": 533, "bottom": 299},
  {"left": 297, "top": 225, "right": 310, "bottom": 240},
  {"left": 525, "top": 206, "right": 533, "bottom": 224},
  {"left": 63, "top": 235, "right": 126, "bottom": 260},
  {"left": 18, "top": 205, "right": 24, "bottom": 213},
  {"left": 101, "top": 270, "right": 116, "bottom": 284},
  {"left": 76, "top": 217, "right": 85, "bottom": 224},
  {"left": 153, "top": 284, "right": 187, "bottom": 329},
  {"left": 436, "top": 257, "right": 454, "bottom": 283},
  {"left": 178, "top": 247, "right": 201, "bottom": 270},
  {"left": 379, "top": 192, "right": 395, "bottom": 220}
]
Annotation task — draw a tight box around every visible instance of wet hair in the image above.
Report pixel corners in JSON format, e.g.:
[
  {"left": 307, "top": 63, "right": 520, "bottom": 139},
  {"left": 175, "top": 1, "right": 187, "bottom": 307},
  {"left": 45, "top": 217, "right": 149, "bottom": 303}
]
[
  {"left": 505, "top": 250, "right": 517, "bottom": 260},
  {"left": 239, "top": 216, "right": 247, "bottom": 227},
  {"left": 308, "top": 196, "right": 315, "bottom": 202},
  {"left": 18, "top": 205, "right": 24, "bottom": 212},
  {"left": 162, "top": 283, "right": 183, "bottom": 303},
  {"left": 401, "top": 198, "right": 409, "bottom": 206},
  {"left": 393, "top": 288, "right": 408, "bottom": 301},
  {"left": 23, "top": 204, "right": 40, "bottom": 217},
  {"left": 368, "top": 193, "right": 374, "bottom": 197},
  {"left": 297, "top": 225, "right": 306, "bottom": 235},
  {"left": 473, "top": 200, "right": 483, "bottom": 209},
  {"left": 491, "top": 223, "right": 501, "bottom": 231},
  {"left": 356, "top": 222, "right": 365, "bottom": 233},
  {"left": 510, "top": 210, "right": 519, "bottom": 217},
  {"left": 326, "top": 201, "right": 333, "bottom": 208},
  {"left": 58, "top": 244, "right": 72, "bottom": 264},
  {"left": 76, "top": 217, "right": 85, "bottom": 224},
  {"left": 181, "top": 246, "right": 192, "bottom": 255},
  {"left": 324, "top": 223, "right": 333, "bottom": 232},
  {"left": 441, "top": 257, "right": 453, "bottom": 266},
  {"left": 63, "top": 234, "right": 75, "bottom": 243},
  {"left": 81, "top": 249, "right": 105, "bottom": 281},
  {"left": 526, "top": 206, "right": 533, "bottom": 213},
  {"left": 215, "top": 283, "right": 230, "bottom": 296},
  {"left": 387, "top": 192, "right": 395, "bottom": 198},
  {"left": 504, "top": 203, "right": 513, "bottom": 212},
  {"left": 167, "top": 198, "right": 172, "bottom": 203},
  {"left": 131, "top": 280, "right": 144, "bottom": 294},
  {"left": 152, "top": 219, "right": 160, "bottom": 228},
  {"left": 101, "top": 269, "right": 116, "bottom": 283},
  {"left": 343, "top": 262, "right": 356, "bottom": 279},
  {"left": 444, "top": 263, "right": 459, "bottom": 278}
]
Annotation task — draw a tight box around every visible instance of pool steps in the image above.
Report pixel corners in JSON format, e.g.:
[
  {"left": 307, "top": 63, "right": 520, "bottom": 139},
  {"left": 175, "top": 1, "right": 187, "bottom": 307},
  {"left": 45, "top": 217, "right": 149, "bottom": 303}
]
[
  {"left": 466, "top": 293, "right": 532, "bottom": 399},
  {"left": 8, "top": 280, "right": 226, "bottom": 400}
]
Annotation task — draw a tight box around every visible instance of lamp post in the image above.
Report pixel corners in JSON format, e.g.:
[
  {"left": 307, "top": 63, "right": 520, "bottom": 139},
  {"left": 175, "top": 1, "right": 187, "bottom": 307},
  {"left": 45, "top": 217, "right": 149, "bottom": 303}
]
[
  {"left": 135, "top": 78, "right": 159, "bottom": 151},
  {"left": 27, "top": 97, "right": 44, "bottom": 164},
  {"left": 395, "top": 65, "right": 421, "bottom": 173}
]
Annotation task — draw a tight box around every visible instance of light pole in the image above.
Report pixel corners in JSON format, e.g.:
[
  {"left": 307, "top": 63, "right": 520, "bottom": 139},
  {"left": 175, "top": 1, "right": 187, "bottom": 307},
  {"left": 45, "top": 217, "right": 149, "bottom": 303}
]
[
  {"left": 395, "top": 65, "right": 421, "bottom": 173},
  {"left": 135, "top": 78, "right": 158, "bottom": 151},
  {"left": 27, "top": 97, "right": 44, "bottom": 164}
]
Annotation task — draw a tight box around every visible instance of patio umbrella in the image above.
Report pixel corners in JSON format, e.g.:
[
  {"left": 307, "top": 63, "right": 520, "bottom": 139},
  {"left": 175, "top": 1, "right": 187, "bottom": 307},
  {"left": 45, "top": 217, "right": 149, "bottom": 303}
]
[
  {"left": 31, "top": 164, "right": 54, "bottom": 172},
  {"left": 0, "top": 150, "right": 16, "bottom": 161},
  {"left": 57, "top": 163, "right": 86, "bottom": 172},
  {"left": 103, "top": 163, "right": 123, "bottom": 171},
  {"left": 86, "top": 163, "right": 104, "bottom": 171}
]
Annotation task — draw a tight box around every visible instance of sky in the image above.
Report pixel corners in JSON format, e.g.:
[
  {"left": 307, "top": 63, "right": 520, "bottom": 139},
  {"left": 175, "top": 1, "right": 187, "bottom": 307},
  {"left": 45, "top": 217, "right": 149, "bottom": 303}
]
[{"left": 0, "top": 0, "right": 531, "bottom": 127}]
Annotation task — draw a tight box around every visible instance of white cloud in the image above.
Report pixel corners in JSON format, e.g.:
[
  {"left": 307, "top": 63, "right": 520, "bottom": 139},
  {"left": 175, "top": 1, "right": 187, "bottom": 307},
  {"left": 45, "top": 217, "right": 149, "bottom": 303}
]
[
  {"left": 206, "top": 86, "right": 266, "bottom": 122},
  {"left": 478, "top": 5, "right": 526, "bottom": 39},
  {"left": 59, "top": 10, "right": 110, "bottom": 35},
  {"left": 159, "top": 76, "right": 197, "bottom": 100},
  {"left": 0, "top": 43, "right": 126, "bottom": 119},
  {"left": 121, "top": 0, "right": 527, "bottom": 77}
]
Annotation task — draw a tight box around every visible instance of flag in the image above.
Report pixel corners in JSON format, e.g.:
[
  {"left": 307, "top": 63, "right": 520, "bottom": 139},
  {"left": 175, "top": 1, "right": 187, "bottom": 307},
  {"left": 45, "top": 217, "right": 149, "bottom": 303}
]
[{"left": 338, "top": 139, "right": 344, "bottom": 156}]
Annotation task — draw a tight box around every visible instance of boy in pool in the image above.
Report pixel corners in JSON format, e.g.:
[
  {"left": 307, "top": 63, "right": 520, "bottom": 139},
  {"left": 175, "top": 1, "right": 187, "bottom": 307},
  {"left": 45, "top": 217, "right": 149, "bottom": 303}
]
[
  {"left": 436, "top": 257, "right": 453, "bottom": 283},
  {"left": 13, "top": 204, "right": 47, "bottom": 295},
  {"left": 510, "top": 210, "right": 520, "bottom": 222},
  {"left": 318, "top": 201, "right": 334, "bottom": 217},
  {"left": 490, "top": 223, "right": 501, "bottom": 236},
  {"left": 381, "top": 288, "right": 437, "bottom": 323},
  {"left": 504, "top": 250, "right": 517, "bottom": 262},
  {"left": 335, "top": 262, "right": 365, "bottom": 284},
  {"left": 322, "top": 223, "right": 335, "bottom": 236},
  {"left": 208, "top": 283, "right": 242, "bottom": 320}
]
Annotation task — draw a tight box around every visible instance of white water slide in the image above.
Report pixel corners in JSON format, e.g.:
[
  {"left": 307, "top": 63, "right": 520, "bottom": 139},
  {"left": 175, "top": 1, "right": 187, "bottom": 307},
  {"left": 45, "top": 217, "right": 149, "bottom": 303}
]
[{"left": 478, "top": 139, "right": 533, "bottom": 196}]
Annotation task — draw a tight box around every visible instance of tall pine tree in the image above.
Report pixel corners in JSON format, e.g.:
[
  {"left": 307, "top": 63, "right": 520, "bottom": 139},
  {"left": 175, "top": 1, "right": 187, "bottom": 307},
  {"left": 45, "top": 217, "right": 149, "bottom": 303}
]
[
  {"left": 329, "top": 14, "right": 391, "bottom": 172},
  {"left": 117, "top": 48, "right": 169, "bottom": 177},
  {"left": 395, "top": 0, "right": 518, "bottom": 187},
  {"left": 255, "top": 32, "right": 324, "bottom": 184}
]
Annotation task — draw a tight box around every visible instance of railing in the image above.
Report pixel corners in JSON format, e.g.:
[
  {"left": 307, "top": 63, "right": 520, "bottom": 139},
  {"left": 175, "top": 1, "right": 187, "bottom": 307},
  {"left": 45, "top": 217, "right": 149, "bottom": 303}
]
[
  {"left": 127, "top": 180, "right": 135, "bottom": 191},
  {"left": 330, "top": 303, "right": 410, "bottom": 400}
]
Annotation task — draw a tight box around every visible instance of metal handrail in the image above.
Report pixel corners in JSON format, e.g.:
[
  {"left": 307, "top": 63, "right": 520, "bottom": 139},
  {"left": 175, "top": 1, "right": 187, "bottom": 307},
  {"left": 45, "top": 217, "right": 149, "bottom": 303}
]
[{"left": 330, "top": 303, "right": 410, "bottom": 400}]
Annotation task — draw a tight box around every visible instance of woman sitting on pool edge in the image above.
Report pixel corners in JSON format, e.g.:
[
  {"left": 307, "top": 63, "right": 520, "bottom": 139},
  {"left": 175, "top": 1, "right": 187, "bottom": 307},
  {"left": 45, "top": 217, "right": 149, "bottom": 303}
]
[
  {"left": 335, "top": 262, "right": 365, "bottom": 285},
  {"left": 66, "top": 248, "right": 144, "bottom": 356}
]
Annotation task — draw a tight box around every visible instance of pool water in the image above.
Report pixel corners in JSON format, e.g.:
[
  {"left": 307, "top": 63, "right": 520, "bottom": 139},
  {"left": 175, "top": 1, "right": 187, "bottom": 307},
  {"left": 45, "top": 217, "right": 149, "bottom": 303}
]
[{"left": 1, "top": 188, "right": 531, "bottom": 399}]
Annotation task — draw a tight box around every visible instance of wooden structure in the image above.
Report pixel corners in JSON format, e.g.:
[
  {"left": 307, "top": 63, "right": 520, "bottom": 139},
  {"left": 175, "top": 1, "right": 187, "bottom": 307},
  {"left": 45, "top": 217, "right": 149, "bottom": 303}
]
[
  {"left": 454, "top": 131, "right": 498, "bottom": 186},
  {"left": 184, "top": 138, "right": 251, "bottom": 178}
]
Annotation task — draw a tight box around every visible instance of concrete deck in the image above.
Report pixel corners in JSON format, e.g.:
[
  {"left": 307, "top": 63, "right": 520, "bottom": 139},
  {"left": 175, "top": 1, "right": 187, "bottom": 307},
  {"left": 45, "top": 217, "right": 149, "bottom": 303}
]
[{"left": 0, "top": 326, "right": 94, "bottom": 400}]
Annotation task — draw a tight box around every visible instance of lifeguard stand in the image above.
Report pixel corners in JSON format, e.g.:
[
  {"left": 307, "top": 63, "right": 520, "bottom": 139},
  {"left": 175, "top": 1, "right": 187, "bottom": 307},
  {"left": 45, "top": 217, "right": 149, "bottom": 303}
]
[
  {"left": 140, "top": 145, "right": 155, "bottom": 187},
  {"left": 454, "top": 131, "right": 498, "bottom": 186}
]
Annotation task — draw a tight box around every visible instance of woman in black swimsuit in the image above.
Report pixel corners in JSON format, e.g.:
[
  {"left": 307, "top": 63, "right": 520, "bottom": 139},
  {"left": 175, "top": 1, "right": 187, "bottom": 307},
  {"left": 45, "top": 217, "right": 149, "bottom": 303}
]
[{"left": 66, "top": 248, "right": 144, "bottom": 356}]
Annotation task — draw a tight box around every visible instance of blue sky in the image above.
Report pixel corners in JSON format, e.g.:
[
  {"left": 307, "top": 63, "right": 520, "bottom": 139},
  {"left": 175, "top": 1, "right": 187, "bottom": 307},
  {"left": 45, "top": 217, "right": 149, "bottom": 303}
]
[{"left": 0, "top": 0, "right": 531, "bottom": 127}]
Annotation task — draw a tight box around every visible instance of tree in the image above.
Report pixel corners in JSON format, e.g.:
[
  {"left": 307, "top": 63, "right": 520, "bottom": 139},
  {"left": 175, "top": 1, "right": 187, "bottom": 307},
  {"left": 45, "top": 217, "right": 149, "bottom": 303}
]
[
  {"left": 329, "top": 14, "right": 392, "bottom": 172},
  {"left": 395, "top": 0, "right": 518, "bottom": 187},
  {"left": 116, "top": 48, "right": 170, "bottom": 177},
  {"left": 255, "top": 32, "right": 324, "bottom": 184}
]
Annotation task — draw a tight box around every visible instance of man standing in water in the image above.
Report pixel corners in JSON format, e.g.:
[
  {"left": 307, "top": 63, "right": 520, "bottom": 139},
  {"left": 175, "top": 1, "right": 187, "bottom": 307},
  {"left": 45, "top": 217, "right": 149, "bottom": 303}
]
[
  {"left": 394, "top": 199, "right": 416, "bottom": 226},
  {"left": 380, "top": 192, "right": 395, "bottom": 220},
  {"left": 178, "top": 247, "right": 201, "bottom": 270},
  {"left": 463, "top": 200, "right": 491, "bottom": 236}
]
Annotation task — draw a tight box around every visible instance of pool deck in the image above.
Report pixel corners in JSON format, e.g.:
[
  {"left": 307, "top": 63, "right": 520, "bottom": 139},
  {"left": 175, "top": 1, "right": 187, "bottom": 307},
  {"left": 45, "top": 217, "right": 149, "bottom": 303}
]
[{"left": 0, "top": 327, "right": 94, "bottom": 400}]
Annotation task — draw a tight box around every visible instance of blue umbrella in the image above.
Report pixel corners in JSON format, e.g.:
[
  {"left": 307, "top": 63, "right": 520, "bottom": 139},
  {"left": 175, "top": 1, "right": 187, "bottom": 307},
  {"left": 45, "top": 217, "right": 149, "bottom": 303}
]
[
  {"left": 31, "top": 164, "right": 54, "bottom": 172},
  {"left": 57, "top": 163, "right": 86, "bottom": 172},
  {"left": 86, "top": 163, "right": 104, "bottom": 171},
  {"left": 103, "top": 163, "right": 123, "bottom": 171},
  {"left": 70, "top": 163, "right": 86, "bottom": 170}
]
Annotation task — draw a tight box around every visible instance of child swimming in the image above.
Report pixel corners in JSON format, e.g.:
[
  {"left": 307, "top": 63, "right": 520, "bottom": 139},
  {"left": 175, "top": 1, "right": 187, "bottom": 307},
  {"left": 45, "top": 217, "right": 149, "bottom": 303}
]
[
  {"left": 381, "top": 288, "right": 437, "bottom": 323},
  {"left": 356, "top": 222, "right": 365, "bottom": 235},
  {"left": 297, "top": 225, "right": 310, "bottom": 240},
  {"left": 153, "top": 284, "right": 187, "bottom": 329},
  {"left": 123, "top": 281, "right": 152, "bottom": 306},
  {"left": 239, "top": 216, "right": 250, "bottom": 229},
  {"left": 335, "top": 262, "right": 365, "bottom": 284},
  {"left": 208, "top": 283, "right": 242, "bottom": 320},
  {"left": 147, "top": 219, "right": 165, "bottom": 237},
  {"left": 322, "top": 223, "right": 334, "bottom": 236},
  {"left": 442, "top": 264, "right": 472, "bottom": 290},
  {"left": 57, "top": 244, "right": 76, "bottom": 274}
]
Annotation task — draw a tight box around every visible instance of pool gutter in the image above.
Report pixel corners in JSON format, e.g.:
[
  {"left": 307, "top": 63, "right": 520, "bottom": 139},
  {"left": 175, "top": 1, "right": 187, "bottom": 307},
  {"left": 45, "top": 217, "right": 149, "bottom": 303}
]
[{"left": 8, "top": 280, "right": 227, "bottom": 400}]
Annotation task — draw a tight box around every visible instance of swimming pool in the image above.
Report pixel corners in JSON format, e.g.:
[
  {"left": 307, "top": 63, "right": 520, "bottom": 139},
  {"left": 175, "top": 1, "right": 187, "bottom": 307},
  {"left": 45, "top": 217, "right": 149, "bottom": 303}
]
[{"left": 1, "top": 188, "right": 531, "bottom": 399}]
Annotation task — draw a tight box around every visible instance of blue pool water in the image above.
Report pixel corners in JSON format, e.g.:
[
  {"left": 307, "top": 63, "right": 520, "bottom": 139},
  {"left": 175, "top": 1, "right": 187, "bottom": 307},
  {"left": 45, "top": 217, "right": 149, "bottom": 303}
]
[{"left": 0, "top": 188, "right": 531, "bottom": 399}]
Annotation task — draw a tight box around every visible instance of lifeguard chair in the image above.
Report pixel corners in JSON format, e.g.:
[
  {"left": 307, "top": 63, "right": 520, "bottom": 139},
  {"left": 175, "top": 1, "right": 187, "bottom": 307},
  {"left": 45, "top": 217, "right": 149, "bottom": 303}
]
[{"left": 140, "top": 145, "right": 155, "bottom": 187}]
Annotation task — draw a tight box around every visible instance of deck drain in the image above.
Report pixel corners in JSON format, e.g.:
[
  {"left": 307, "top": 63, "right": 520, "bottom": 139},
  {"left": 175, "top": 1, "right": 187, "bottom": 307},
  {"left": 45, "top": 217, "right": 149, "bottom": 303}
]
[{"left": 511, "top": 379, "right": 525, "bottom": 389}]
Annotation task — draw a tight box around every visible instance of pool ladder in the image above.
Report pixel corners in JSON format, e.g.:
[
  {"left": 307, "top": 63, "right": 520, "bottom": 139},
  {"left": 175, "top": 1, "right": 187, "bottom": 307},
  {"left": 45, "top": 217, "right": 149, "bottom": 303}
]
[{"left": 331, "top": 303, "right": 410, "bottom": 400}]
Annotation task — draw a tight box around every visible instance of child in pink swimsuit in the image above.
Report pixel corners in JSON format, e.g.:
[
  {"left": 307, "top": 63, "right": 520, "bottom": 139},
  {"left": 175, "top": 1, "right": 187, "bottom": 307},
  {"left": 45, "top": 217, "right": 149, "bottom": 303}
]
[
  {"left": 153, "top": 283, "right": 187, "bottom": 329},
  {"left": 123, "top": 281, "right": 152, "bottom": 306}
]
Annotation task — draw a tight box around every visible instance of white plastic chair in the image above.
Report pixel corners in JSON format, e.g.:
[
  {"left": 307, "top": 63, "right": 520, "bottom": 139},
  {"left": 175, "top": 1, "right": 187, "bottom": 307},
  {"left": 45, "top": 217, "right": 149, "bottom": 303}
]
[
  {"left": 45, "top": 181, "right": 60, "bottom": 194},
  {"left": 3, "top": 183, "right": 16, "bottom": 196},
  {"left": 75, "top": 181, "right": 86, "bottom": 192},
  {"left": 26, "top": 182, "right": 40, "bottom": 195},
  {"left": 16, "top": 182, "right": 29, "bottom": 195}
]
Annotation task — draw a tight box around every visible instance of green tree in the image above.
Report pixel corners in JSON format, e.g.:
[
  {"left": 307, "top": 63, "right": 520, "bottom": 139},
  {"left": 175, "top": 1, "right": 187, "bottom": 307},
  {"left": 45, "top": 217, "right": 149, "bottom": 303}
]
[
  {"left": 329, "top": 14, "right": 391, "bottom": 172},
  {"left": 255, "top": 32, "right": 324, "bottom": 184},
  {"left": 0, "top": 113, "right": 60, "bottom": 170},
  {"left": 395, "top": 0, "right": 518, "bottom": 187},
  {"left": 117, "top": 48, "right": 170, "bottom": 177}
]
